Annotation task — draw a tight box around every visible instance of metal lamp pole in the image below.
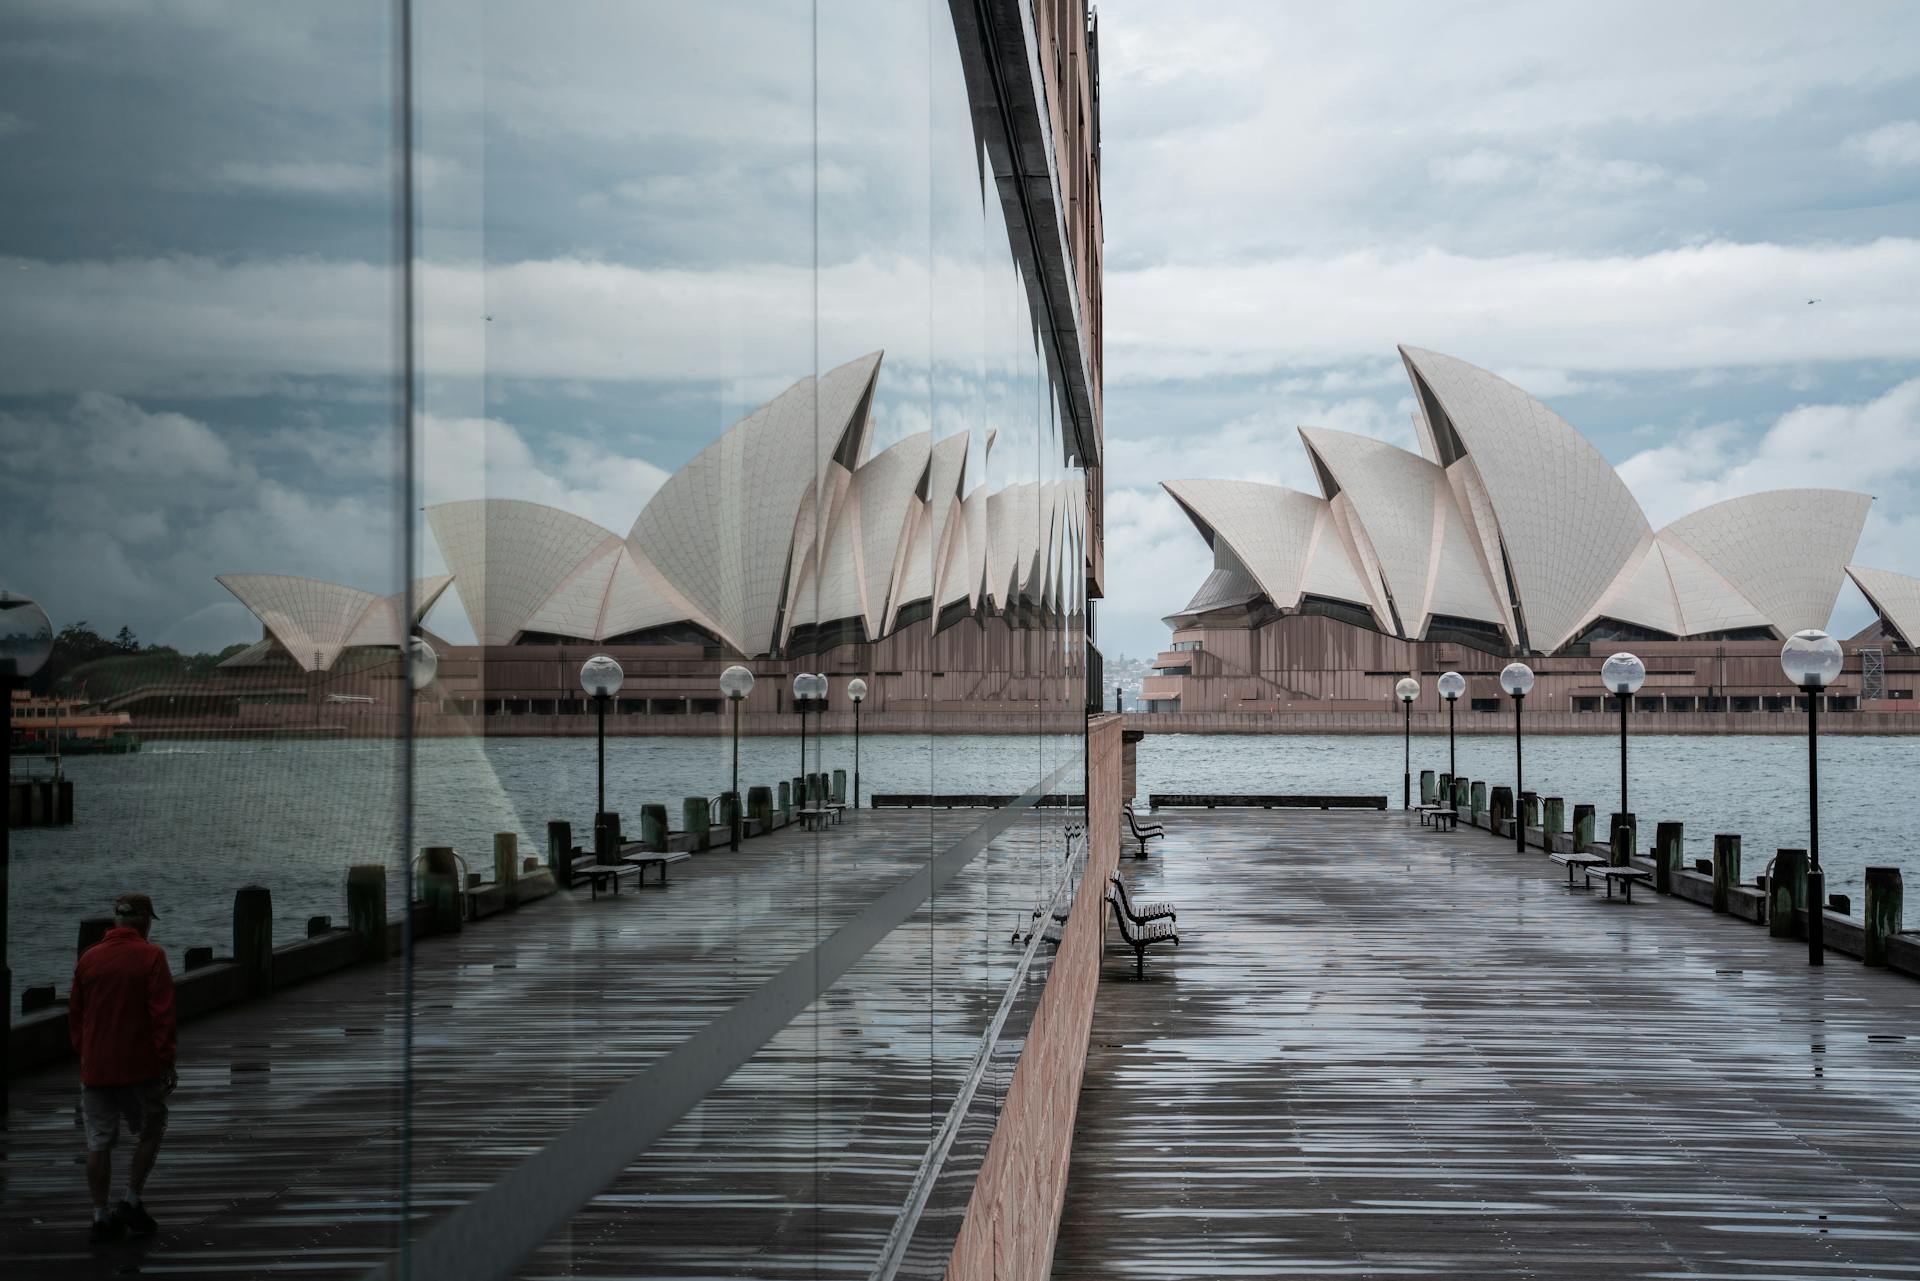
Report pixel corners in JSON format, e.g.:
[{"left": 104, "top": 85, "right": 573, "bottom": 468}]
[
  {"left": 1403, "top": 698, "right": 1412, "bottom": 808},
  {"left": 1514, "top": 691, "right": 1526, "bottom": 852},
  {"left": 1804, "top": 681, "right": 1823, "bottom": 967},
  {"left": 596, "top": 693, "right": 607, "bottom": 815},
  {"left": 848, "top": 677, "right": 867, "bottom": 810}
]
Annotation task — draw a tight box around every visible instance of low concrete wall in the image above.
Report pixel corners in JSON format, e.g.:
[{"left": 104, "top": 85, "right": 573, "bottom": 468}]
[
  {"left": 947, "top": 713, "right": 1121, "bottom": 1281},
  {"left": 1125, "top": 710, "right": 1920, "bottom": 736}
]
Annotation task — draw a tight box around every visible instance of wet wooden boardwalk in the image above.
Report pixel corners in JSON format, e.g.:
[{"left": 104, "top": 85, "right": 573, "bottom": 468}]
[
  {"left": 1054, "top": 809, "right": 1920, "bottom": 1279},
  {"left": 1, "top": 808, "right": 1071, "bottom": 1280}
]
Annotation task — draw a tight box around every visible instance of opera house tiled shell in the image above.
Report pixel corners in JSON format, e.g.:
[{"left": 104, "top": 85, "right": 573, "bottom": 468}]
[
  {"left": 221, "top": 351, "right": 1084, "bottom": 671},
  {"left": 1165, "top": 347, "right": 1875, "bottom": 654}
]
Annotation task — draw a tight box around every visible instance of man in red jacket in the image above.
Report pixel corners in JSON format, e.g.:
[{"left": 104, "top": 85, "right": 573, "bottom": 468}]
[{"left": 70, "top": 891, "right": 176, "bottom": 1243}]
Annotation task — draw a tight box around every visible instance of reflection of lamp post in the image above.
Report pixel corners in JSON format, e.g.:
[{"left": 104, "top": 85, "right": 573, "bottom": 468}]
[
  {"left": 1781, "top": 629, "right": 1843, "bottom": 968},
  {"left": 1437, "top": 670, "right": 1464, "bottom": 813},
  {"left": 720, "top": 664, "right": 754, "bottom": 851},
  {"left": 580, "top": 654, "right": 624, "bottom": 819},
  {"left": 1, "top": 589, "right": 55, "bottom": 1118},
  {"left": 1501, "top": 662, "right": 1534, "bottom": 853},
  {"left": 1395, "top": 677, "right": 1419, "bottom": 809},
  {"left": 408, "top": 636, "right": 438, "bottom": 694},
  {"left": 847, "top": 677, "right": 868, "bottom": 810},
  {"left": 1601, "top": 651, "right": 1644, "bottom": 820}
]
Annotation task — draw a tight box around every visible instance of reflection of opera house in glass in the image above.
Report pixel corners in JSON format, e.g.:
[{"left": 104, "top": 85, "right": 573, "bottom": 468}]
[
  {"left": 205, "top": 351, "right": 1088, "bottom": 736},
  {"left": 1148, "top": 346, "right": 1920, "bottom": 728}
]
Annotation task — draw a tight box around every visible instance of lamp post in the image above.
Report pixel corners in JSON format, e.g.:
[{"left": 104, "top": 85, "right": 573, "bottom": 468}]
[
  {"left": 580, "top": 654, "right": 624, "bottom": 820},
  {"left": 1781, "top": 629, "right": 1843, "bottom": 967},
  {"left": 720, "top": 664, "right": 754, "bottom": 850},
  {"left": 1395, "top": 677, "right": 1419, "bottom": 809},
  {"left": 1, "top": 590, "right": 55, "bottom": 1118},
  {"left": 1437, "top": 670, "right": 1464, "bottom": 813},
  {"left": 1501, "top": 662, "right": 1534, "bottom": 853},
  {"left": 1601, "top": 651, "right": 1644, "bottom": 821},
  {"left": 847, "top": 677, "right": 868, "bottom": 809}
]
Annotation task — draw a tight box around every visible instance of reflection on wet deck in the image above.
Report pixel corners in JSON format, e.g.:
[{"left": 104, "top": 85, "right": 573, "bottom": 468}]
[
  {"left": 1054, "top": 808, "right": 1920, "bottom": 1278},
  {"left": 1, "top": 808, "right": 1068, "bottom": 1279}
]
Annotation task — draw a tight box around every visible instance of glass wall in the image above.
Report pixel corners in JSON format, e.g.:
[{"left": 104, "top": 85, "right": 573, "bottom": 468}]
[{"left": 2, "top": 1, "right": 1086, "bottom": 1276}]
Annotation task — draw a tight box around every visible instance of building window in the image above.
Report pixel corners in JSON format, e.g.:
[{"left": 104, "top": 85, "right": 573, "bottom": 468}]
[
  {"left": 1573, "top": 696, "right": 1599, "bottom": 713},
  {"left": 1700, "top": 696, "right": 1726, "bottom": 712},
  {"left": 1666, "top": 696, "right": 1694, "bottom": 713},
  {"left": 1828, "top": 695, "right": 1858, "bottom": 712},
  {"left": 1470, "top": 698, "right": 1500, "bottom": 713},
  {"left": 1637, "top": 697, "right": 1663, "bottom": 713},
  {"left": 1732, "top": 696, "right": 1758, "bottom": 713},
  {"left": 1891, "top": 689, "right": 1914, "bottom": 700},
  {"left": 1764, "top": 696, "right": 1790, "bottom": 713}
]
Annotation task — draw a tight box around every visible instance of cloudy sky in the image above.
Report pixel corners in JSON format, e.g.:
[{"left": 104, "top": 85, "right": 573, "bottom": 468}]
[
  {"left": 0, "top": 2, "right": 1915, "bottom": 665},
  {"left": 1093, "top": 0, "right": 1920, "bottom": 658}
]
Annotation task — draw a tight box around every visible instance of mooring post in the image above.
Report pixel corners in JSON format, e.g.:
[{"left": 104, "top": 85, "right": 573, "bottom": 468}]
[
  {"left": 547, "top": 819, "right": 572, "bottom": 887},
  {"left": 1609, "top": 812, "right": 1638, "bottom": 860},
  {"left": 1469, "top": 780, "right": 1486, "bottom": 823},
  {"left": 792, "top": 776, "right": 806, "bottom": 815},
  {"left": 1655, "top": 821, "right": 1683, "bottom": 895},
  {"left": 1520, "top": 791, "right": 1539, "bottom": 835},
  {"left": 778, "top": 779, "right": 792, "bottom": 823},
  {"left": 233, "top": 884, "right": 273, "bottom": 997},
  {"left": 421, "top": 846, "right": 463, "bottom": 933},
  {"left": 594, "top": 812, "right": 622, "bottom": 866},
  {"left": 1489, "top": 786, "right": 1513, "bottom": 837},
  {"left": 683, "top": 797, "right": 710, "bottom": 852},
  {"left": 1711, "top": 833, "right": 1740, "bottom": 913},
  {"left": 77, "top": 916, "right": 113, "bottom": 958},
  {"left": 493, "top": 832, "right": 519, "bottom": 903},
  {"left": 1542, "top": 797, "right": 1565, "bottom": 850},
  {"left": 720, "top": 791, "right": 744, "bottom": 844},
  {"left": 748, "top": 784, "right": 773, "bottom": 833},
  {"left": 1864, "top": 866, "right": 1904, "bottom": 967},
  {"left": 1420, "top": 769, "right": 1436, "bottom": 806},
  {"left": 1572, "top": 804, "right": 1596, "bottom": 851},
  {"left": 346, "top": 864, "right": 388, "bottom": 960},
  {"left": 1452, "top": 775, "right": 1469, "bottom": 812},
  {"left": 832, "top": 768, "right": 847, "bottom": 805},
  {"left": 641, "top": 803, "right": 669, "bottom": 852},
  {"left": 1770, "top": 848, "right": 1808, "bottom": 938},
  {"left": 1609, "top": 816, "right": 1633, "bottom": 867}
]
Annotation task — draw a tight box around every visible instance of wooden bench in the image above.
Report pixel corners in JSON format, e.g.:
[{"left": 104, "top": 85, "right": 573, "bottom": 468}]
[
  {"left": 572, "top": 852, "right": 686, "bottom": 896},
  {"left": 1550, "top": 851, "right": 1608, "bottom": 884},
  {"left": 1589, "top": 866, "right": 1653, "bottom": 902},
  {"left": 797, "top": 807, "right": 830, "bottom": 832},
  {"left": 1419, "top": 807, "right": 1459, "bottom": 832},
  {"left": 1123, "top": 806, "right": 1164, "bottom": 857},
  {"left": 822, "top": 801, "right": 847, "bottom": 825},
  {"left": 1106, "top": 890, "right": 1178, "bottom": 979},
  {"left": 1108, "top": 874, "right": 1176, "bottom": 924}
]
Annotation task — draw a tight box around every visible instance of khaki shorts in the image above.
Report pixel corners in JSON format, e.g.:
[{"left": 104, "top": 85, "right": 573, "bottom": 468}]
[{"left": 80, "top": 1079, "right": 169, "bottom": 1152}]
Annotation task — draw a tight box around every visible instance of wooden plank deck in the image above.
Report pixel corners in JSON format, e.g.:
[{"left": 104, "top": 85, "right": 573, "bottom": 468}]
[
  {"left": 1, "top": 808, "right": 1073, "bottom": 1279},
  {"left": 1054, "top": 808, "right": 1920, "bottom": 1279}
]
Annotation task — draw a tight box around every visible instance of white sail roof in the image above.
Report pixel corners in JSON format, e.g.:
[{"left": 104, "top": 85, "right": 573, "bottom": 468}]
[
  {"left": 425, "top": 499, "right": 623, "bottom": 647},
  {"left": 1162, "top": 479, "right": 1371, "bottom": 614},
  {"left": 217, "top": 573, "right": 453, "bottom": 672},
  {"left": 1660, "top": 489, "right": 1873, "bottom": 639},
  {"left": 1401, "top": 345, "right": 1650, "bottom": 650},
  {"left": 1848, "top": 565, "right": 1920, "bottom": 648},
  {"left": 627, "top": 351, "right": 881, "bottom": 656}
]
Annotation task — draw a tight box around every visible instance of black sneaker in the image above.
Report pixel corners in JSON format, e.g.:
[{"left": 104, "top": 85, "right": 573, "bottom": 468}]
[
  {"left": 114, "top": 1199, "right": 157, "bottom": 1237},
  {"left": 88, "top": 1215, "right": 127, "bottom": 1244}
]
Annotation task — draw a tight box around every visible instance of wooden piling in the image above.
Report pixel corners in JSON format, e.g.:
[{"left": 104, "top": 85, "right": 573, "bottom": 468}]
[
  {"left": 1769, "top": 849, "right": 1808, "bottom": 938},
  {"left": 493, "top": 832, "right": 519, "bottom": 901},
  {"left": 640, "top": 803, "right": 669, "bottom": 852},
  {"left": 748, "top": 785, "right": 773, "bottom": 831},
  {"left": 77, "top": 916, "right": 113, "bottom": 957},
  {"left": 1469, "top": 781, "right": 1486, "bottom": 821},
  {"left": 719, "top": 791, "right": 742, "bottom": 844},
  {"left": 233, "top": 884, "right": 274, "bottom": 997},
  {"left": 1451, "top": 775, "right": 1469, "bottom": 811},
  {"left": 683, "top": 797, "right": 710, "bottom": 851},
  {"left": 1420, "top": 770, "right": 1436, "bottom": 805},
  {"left": 1712, "top": 834, "right": 1740, "bottom": 913},
  {"left": 1437, "top": 772, "right": 1452, "bottom": 806},
  {"left": 1542, "top": 797, "right": 1565, "bottom": 848},
  {"left": 547, "top": 819, "right": 572, "bottom": 887},
  {"left": 832, "top": 768, "right": 847, "bottom": 805},
  {"left": 1572, "top": 804, "right": 1595, "bottom": 850},
  {"left": 1865, "top": 867, "right": 1903, "bottom": 967},
  {"left": 421, "top": 846, "right": 463, "bottom": 933},
  {"left": 778, "top": 780, "right": 792, "bottom": 821},
  {"left": 1609, "top": 812, "right": 1637, "bottom": 859},
  {"left": 1655, "top": 821, "right": 1683, "bottom": 895},
  {"left": 1609, "top": 817, "right": 1633, "bottom": 868},
  {"left": 1489, "top": 786, "right": 1512, "bottom": 836},
  {"left": 346, "top": 864, "right": 388, "bottom": 960},
  {"left": 1520, "top": 791, "right": 1539, "bottom": 832}
]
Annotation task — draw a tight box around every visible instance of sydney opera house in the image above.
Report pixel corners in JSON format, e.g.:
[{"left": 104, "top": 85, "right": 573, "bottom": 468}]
[
  {"left": 194, "top": 350, "right": 1090, "bottom": 736},
  {"left": 1145, "top": 346, "right": 1920, "bottom": 731}
]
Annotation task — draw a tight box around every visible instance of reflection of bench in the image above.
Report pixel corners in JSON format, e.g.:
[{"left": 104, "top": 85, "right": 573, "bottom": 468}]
[
  {"left": 1550, "top": 852, "right": 1607, "bottom": 884},
  {"left": 572, "top": 852, "right": 685, "bottom": 896},
  {"left": 1123, "top": 806, "right": 1164, "bottom": 857},
  {"left": 797, "top": 808, "right": 830, "bottom": 832},
  {"left": 1107, "top": 890, "right": 1178, "bottom": 979},
  {"left": 1589, "top": 866, "right": 1653, "bottom": 902},
  {"left": 1108, "top": 874, "right": 1176, "bottom": 924}
]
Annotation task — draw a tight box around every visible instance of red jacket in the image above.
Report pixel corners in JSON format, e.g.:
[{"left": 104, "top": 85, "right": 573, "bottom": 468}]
[{"left": 69, "top": 928, "right": 177, "bottom": 1086}]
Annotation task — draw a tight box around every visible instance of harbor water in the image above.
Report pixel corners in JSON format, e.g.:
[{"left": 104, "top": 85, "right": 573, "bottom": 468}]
[{"left": 8, "top": 731, "right": 1915, "bottom": 993}]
